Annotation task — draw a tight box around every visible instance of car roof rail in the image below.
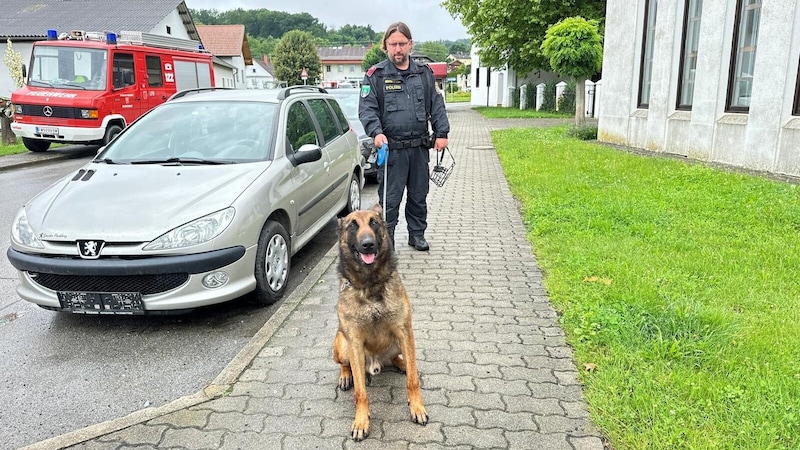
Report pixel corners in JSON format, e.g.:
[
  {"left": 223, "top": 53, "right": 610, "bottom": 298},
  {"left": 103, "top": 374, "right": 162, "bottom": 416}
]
[
  {"left": 277, "top": 85, "right": 328, "bottom": 100},
  {"left": 168, "top": 87, "right": 237, "bottom": 101}
]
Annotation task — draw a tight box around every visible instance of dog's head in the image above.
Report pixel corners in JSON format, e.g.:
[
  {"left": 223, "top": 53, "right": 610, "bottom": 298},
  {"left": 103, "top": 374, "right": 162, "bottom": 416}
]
[{"left": 337, "top": 204, "right": 392, "bottom": 268}]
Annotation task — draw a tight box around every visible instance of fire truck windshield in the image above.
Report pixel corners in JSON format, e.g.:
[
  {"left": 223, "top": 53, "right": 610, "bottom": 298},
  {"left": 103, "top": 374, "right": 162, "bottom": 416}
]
[{"left": 28, "top": 45, "right": 108, "bottom": 91}]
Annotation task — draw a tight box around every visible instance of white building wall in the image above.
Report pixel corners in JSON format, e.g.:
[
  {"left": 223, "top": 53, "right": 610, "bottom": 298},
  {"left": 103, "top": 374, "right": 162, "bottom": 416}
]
[{"left": 599, "top": 0, "right": 800, "bottom": 178}]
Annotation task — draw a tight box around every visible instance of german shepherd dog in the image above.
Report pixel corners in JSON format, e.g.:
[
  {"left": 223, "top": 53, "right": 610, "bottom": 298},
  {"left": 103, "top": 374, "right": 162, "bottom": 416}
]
[{"left": 332, "top": 204, "right": 428, "bottom": 441}]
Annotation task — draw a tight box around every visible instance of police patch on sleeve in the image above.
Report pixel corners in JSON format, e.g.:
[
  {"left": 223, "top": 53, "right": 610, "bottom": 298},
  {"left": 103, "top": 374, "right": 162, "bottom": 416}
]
[{"left": 360, "top": 86, "right": 371, "bottom": 97}]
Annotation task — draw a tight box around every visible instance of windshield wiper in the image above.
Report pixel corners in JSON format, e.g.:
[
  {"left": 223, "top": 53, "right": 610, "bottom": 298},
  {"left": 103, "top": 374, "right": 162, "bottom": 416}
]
[
  {"left": 29, "top": 80, "right": 54, "bottom": 88},
  {"left": 129, "top": 157, "right": 228, "bottom": 165},
  {"left": 92, "top": 158, "right": 121, "bottom": 164}
]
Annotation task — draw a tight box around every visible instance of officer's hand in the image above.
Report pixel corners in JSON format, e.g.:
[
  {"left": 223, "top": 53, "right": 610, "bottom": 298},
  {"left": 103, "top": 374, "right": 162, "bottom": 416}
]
[
  {"left": 434, "top": 138, "right": 448, "bottom": 151},
  {"left": 374, "top": 133, "right": 388, "bottom": 149}
]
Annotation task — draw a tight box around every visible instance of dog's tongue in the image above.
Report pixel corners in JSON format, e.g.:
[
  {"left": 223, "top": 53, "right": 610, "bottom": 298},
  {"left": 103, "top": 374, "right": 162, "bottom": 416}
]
[{"left": 360, "top": 252, "right": 376, "bottom": 264}]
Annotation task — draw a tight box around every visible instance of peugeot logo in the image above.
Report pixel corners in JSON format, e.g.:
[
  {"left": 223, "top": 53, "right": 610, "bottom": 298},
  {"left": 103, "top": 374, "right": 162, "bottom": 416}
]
[
  {"left": 77, "top": 240, "right": 105, "bottom": 259},
  {"left": 43, "top": 106, "right": 53, "bottom": 117}
]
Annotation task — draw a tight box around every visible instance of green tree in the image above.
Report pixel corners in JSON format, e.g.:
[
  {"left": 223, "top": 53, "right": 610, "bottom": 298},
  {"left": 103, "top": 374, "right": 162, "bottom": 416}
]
[
  {"left": 443, "top": 0, "right": 604, "bottom": 74},
  {"left": 362, "top": 45, "right": 385, "bottom": 71},
  {"left": 541, "top": 17, "right": 603, "bottom": 127},
  {"left": 417, "top": 41, "right": 448, "bottom": 62},
  {"left": 272, "top": 31, "right": 321, "bottom": 86},
  {"left": 247, "top": 34, "right": 279, "bottom": 60},
  {"left": 448, "top": 41, "right": 470, "bottom": 55}
]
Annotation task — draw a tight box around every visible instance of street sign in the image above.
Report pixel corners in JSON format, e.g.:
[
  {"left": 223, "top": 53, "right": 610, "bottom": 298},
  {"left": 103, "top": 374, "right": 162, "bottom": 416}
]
[
  {"left": 446, "top": 76, "right": 457, "bottom": 82},
  {"left": 301, "top": 68, "right": 308, "bottom": 80}
]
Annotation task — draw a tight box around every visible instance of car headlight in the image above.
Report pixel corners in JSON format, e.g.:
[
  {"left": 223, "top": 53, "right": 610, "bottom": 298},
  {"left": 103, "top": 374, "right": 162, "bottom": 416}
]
[
  {"left": 11, "top": 208, "right": 44, "bottom": 249},
  {"left": 143, "top": 207, "right": 235, "bottom": 251}
]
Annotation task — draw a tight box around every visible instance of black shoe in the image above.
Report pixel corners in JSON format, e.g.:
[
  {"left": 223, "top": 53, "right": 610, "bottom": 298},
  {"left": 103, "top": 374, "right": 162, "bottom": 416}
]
[{"left": 408, "top": 235, "right": 429, "bottom": 251}]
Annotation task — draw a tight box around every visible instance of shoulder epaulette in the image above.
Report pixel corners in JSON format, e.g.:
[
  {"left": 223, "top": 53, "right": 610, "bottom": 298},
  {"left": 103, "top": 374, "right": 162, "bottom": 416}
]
[{"left": 366, "top": 65, "right": 378, "bottom": 77}]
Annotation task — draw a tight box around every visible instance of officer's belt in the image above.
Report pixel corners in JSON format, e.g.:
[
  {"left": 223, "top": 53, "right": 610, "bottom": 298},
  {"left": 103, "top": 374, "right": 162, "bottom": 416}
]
[{"left": 387, "top": 137, "right": 426, "bottom": 150}]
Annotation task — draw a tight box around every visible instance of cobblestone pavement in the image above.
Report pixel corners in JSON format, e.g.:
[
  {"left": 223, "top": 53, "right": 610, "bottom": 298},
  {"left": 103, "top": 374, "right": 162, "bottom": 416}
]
[{"left": 22, "top": 105, "right": 606, "bottom": 450}]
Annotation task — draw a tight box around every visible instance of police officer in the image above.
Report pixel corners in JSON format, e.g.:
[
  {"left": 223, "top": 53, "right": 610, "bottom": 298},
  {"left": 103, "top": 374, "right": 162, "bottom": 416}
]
[{"left": 358, "top": 21, "right": 450, "bottom": 251}]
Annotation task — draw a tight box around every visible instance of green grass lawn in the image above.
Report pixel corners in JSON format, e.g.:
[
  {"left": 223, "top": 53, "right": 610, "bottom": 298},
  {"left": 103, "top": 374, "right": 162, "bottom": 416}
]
[
  {"left": 494, "top": 125, "right": 800, "bottom": 449},
  {"left": 475, "top": 106, "right": 573, "bottom": 119},
  {"left": 446, "top": 91, "right": 471, "bottom": 103},
  {"left": 0, "top": 141, "right": 29, "bottom": 156}
]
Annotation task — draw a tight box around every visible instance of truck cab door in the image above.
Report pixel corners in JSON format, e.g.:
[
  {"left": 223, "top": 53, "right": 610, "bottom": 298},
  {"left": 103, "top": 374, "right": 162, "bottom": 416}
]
[{"left": 110, "top": 52, "right": 143, "bottom": 123}]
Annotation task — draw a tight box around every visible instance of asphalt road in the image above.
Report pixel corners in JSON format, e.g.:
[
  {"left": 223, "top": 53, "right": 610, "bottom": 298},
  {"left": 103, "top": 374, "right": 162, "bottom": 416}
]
[{"left": 0, "top": 150, "right": 377, "bottom": 449}]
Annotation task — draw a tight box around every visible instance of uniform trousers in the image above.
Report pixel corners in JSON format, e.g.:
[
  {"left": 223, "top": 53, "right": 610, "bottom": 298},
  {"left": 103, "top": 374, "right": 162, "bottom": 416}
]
[{"left": 377, "top": 145, "right": 430, "bottom": 237}]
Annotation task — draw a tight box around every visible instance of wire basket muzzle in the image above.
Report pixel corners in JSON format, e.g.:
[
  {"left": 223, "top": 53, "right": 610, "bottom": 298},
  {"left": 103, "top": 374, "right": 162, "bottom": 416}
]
[{"left": 430, "top": 147, "right": 455, "bottom": 187}]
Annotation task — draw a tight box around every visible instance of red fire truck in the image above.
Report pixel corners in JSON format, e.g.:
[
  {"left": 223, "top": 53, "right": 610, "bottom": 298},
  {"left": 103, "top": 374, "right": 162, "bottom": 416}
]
[{"left": 11, "top": 29, "right": 215, "bottom": 152}]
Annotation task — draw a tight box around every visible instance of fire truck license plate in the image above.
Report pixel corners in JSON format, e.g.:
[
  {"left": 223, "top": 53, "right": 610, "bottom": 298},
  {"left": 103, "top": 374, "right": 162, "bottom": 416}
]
[{"left": 36, "top": 126, "right": 59, "bottom": 135}]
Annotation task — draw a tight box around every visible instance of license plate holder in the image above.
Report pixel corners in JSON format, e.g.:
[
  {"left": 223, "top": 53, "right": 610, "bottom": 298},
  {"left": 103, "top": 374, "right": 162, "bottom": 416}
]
[
  {"left": 35, "top": 126, "right": 59, "bottom": 135},
  {"left": 57, "top": 291, "right": 145, "bottom": 315}
]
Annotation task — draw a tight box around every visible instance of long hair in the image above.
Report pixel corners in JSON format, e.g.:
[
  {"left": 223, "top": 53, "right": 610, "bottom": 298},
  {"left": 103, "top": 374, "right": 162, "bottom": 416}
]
[{"left": 380, "top": 22, "right": 413, "bottom": 52}]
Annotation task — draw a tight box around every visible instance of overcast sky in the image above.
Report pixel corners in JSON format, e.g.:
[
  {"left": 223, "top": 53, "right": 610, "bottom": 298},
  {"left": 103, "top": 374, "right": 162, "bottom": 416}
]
[{"left": 183, "top": 0, "right": 469, "bottom": 42}]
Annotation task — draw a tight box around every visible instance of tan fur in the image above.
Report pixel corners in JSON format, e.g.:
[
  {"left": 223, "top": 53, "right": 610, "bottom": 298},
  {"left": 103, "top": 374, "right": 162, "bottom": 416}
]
[{"left": 333, "top": 204, "right": 427, "bottom": 441}]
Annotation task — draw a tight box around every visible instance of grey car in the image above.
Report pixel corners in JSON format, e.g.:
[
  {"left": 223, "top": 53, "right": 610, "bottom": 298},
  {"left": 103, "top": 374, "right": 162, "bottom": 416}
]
[
  {"left": 7, "top": 86, "right": 363, "bottom": 314},
  {"left": 327, "top": 88, "right": 378, "bottom": 180}
]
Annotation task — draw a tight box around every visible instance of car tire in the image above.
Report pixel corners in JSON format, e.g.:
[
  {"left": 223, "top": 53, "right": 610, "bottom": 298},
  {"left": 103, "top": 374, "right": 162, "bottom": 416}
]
[
  {"left": 22, "top": 137, "right": 51, "bottom": 152},
  {"left": 341, "top": 172, "right": 361, "bottom": 216},
  {"left": 252, "top": 220, "right": 290, "bottom": 305},
  {"left": 103, "top": 124, "right": 123, "bottom": 146}
]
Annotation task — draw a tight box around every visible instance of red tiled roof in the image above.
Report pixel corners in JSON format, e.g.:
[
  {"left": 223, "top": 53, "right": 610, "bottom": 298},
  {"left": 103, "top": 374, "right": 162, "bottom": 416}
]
[{"left": 196, "top": 24, "right": 251, "bottom": 63}]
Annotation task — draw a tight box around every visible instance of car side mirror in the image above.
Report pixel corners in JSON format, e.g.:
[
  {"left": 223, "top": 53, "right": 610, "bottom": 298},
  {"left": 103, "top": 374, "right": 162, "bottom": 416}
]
[{"left": 288, "top": 143, "right": 322, "bottom": 166}]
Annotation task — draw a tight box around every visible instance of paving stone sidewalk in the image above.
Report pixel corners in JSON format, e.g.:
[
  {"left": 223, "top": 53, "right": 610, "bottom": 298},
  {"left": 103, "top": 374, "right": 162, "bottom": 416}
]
[{"left": 26, "top": 106, "right": 606, "bottom": 450}]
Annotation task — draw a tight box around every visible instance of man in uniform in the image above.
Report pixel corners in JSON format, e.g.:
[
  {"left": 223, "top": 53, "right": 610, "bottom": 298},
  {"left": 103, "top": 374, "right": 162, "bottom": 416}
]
[{"left": 359, "top": 21, "right": 450, "bottom": 251}]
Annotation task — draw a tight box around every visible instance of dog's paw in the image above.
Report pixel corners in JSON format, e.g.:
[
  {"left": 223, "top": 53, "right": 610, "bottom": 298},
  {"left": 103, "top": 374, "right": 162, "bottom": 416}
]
[
  {"left": 351, "top": 419, "right": 370, "bottom": 441},
  {"left": 338, "top": 375, "right": 353, "bottom": 391},
  {"left": 368, "top": 359, "right": 382, "bottom": 375},
  {"left": 410, "top": 404, "right": 428, "bottom": 426}
]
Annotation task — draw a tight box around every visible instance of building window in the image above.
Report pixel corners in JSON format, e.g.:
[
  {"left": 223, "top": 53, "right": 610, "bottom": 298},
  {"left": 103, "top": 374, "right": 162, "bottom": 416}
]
[
  {"left": 349, "top": 65, "right": 355, "bottom": 72},
  {"left": 638, "top": 0, "right": 658, "bottom": 108},
  {"left": 676, "top": 0, "right": 702, "bottom": 110},
  {"left": 326, "top": 65, "right": 331, "bottom": 72},
  {"left": 726, "top": 0, "right": 761, "bottom": 112},
  {"left": 166, "top": 26, "right": 172, "bottom": 35},
  {"left": 338, "top": 65, "right": 343, "bottom": 73}
]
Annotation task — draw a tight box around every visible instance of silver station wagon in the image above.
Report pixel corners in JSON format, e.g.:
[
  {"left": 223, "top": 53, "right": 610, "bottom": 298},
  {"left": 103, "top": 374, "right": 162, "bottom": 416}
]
[{"left": 8, "top": 86, "right": 363, "bottom": 314}]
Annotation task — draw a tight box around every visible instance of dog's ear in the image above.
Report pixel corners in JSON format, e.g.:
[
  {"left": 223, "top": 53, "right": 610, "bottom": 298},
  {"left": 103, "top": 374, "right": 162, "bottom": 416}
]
[
  {"left": 337, "top": 217, "right": 344, "bottom": 233},
  {"left": 371, "top": 203, "right": 383, "bottom": 215}
]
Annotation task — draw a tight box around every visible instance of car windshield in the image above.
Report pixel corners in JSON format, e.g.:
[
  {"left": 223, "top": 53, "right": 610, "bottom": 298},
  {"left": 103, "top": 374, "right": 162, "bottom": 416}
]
[
  {"left": 28, "top": 45, "right": 108, "bottom": 91},
  {"left": 99, "top": 101, "right": 276, "bottom": 163}
]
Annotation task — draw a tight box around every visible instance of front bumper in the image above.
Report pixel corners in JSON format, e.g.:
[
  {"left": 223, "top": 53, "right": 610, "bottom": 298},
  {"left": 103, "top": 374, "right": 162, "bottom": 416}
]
[
  {"left": 7, "top": 246, "right": 257, "bottom": 312},
  {"left": 11, "top": 121, "right": 106, "bottom": 143}
]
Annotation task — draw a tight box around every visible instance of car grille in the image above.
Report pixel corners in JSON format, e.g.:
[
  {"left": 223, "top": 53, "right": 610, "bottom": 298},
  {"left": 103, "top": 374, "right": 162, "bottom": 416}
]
[
  {"left": 17, "top": 104, "right": 85, "bottom": 120},
  {"left": 29, "top": 272, "right": 189, "bottom": 295}
]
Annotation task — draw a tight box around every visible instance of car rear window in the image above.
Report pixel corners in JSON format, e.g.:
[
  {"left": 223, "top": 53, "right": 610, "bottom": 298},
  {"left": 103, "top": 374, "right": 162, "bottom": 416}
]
[
  {"left": 327, "top": 98, "right": 351, "bottom": 135},
  {"left": 307, "top": 98, "right": 342, "bottom": 145}
]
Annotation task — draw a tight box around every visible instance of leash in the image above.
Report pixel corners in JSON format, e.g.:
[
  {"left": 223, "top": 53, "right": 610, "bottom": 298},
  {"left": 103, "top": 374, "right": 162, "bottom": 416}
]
[{"left": 378, "top": 143, "right": 388, "bottom": 221}]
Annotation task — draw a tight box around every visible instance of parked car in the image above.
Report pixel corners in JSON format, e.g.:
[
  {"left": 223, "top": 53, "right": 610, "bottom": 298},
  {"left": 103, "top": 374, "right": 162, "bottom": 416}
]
[
  {"left": 7, "top": 86, "right": 363, "bottom": 314},
  {"left": 327, "top": 88, "right": 378, "bottom": 180}
]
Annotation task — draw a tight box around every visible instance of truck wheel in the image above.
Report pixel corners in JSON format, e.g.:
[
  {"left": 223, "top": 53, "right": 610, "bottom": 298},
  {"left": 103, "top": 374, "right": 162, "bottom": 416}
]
[
  {"left": 251, "top": 220, "right": 290, "bottom": 305},
  {"left": 103, "top": 124, "right": 123, "bottom": 146},
  {"left": 22, "top": 138, "right": 51, "bottom": 153}
]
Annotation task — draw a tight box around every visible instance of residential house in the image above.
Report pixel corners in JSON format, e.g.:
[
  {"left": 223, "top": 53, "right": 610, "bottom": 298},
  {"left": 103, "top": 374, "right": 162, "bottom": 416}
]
[
  {"left": 447, "top": 52, "right": 471, "bottom": 91},
  {"left": 0, "top": 0, "right": 212, "bottom": 97},
  {"left": 196, "top": 25, "right": 252, "bottom": 89},
  {"left": 469, "top": 45, "right": 561, "bottom": 108},
  {"left": 246, "top": 55, "right": 276, "bottom": 89},
  {"left": 599, "top": 0, "right": 800, "bottom": 179},
  {"left": 318, "top": 46, "right": 369, "bottom": 87}
]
